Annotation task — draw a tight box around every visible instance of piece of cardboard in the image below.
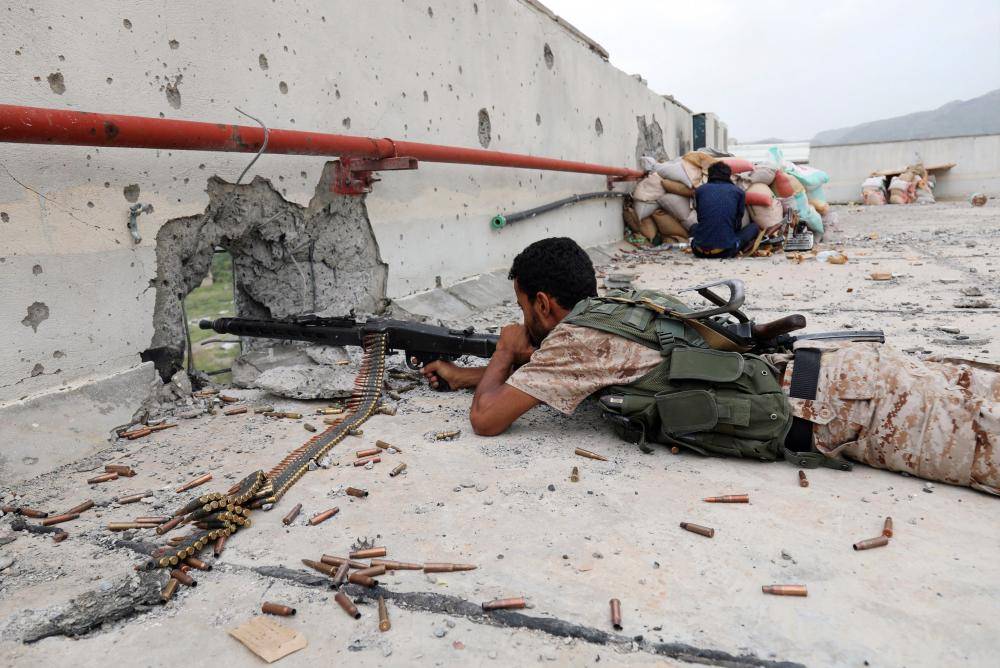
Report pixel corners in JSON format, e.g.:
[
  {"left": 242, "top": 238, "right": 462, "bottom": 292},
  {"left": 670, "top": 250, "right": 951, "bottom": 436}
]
[{"left": 229, "top": 616, "right": 307, "bottom": 663}]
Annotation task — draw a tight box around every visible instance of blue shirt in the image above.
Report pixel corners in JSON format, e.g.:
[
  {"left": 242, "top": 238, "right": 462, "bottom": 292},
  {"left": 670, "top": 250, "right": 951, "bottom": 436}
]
[{"left": 692, "top": 181, "right": 746, "bottom": 250}]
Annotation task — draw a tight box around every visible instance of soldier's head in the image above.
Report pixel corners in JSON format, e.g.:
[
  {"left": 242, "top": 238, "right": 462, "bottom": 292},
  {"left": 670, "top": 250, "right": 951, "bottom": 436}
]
[
  {"left": 508, "top": 237, "right": 597, "bottom": 344},
  {"left": 707, "top": 161, "right": 733, "bottom": 183}
]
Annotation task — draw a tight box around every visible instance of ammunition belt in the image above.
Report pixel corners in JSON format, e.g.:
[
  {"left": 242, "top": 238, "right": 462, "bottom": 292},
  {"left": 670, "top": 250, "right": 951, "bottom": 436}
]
[{"left": 153, "top": 333, "right": 388, "bottom": 569}]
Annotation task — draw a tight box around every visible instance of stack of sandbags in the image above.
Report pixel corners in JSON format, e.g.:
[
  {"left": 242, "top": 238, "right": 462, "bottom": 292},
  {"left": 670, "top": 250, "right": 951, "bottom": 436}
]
[
  {"left": 914, "top": 174, "right": 936, "bottom": 204},
  {"left": 763, "top": 147, "right": 825, "bottom": 237},
  {"left": 861, "top": 175, "right": 887, "bottom": 205},
  {"left": 888, "top": 172, "right": 917, "bottom": 204},
  {"left": 626, "top": 167, "right": 693, "bottom": 243}
]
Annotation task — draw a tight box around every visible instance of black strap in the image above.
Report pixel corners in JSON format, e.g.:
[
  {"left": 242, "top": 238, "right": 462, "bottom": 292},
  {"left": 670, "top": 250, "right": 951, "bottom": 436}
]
[
  {"left": 788, "top": 348, "right": 822, "bottom": 400},
  {"left": 783, "top": 348, "right": 852, "bottom": 471}
]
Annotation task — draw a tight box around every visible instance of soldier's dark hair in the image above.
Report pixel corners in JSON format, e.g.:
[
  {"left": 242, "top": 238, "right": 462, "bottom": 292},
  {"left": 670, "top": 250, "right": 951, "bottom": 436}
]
[
  {"left": 508, "top": 237, "right": 597, "bottom": 309},
  {"left": 707, "top": 161, "right": 733, "bottom": 182}
]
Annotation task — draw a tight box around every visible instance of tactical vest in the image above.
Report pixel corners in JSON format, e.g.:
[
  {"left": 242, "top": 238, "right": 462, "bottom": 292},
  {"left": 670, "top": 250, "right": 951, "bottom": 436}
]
[{"left": 564, "top": 289, "right": 793, "bottom": 460}]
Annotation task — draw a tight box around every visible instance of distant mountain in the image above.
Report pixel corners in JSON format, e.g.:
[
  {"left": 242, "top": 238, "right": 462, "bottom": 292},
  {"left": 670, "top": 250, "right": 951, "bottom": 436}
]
[
  {"left": 811, "top": 89, "right": 1000, "bottom": 146},
  {"left": 745, "top": 137, "right": 787, "bottom": 145}
]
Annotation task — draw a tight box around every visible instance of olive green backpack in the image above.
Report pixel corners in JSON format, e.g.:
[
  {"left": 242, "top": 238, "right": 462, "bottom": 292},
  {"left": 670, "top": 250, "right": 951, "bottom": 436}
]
[{"left": 563, "top": 289, "right": 792, "bottom": 460}]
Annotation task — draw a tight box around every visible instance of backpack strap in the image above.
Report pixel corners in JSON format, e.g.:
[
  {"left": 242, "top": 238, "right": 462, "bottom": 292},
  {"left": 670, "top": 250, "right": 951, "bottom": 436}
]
[{"left": 782, "top": 348, "right": 852, "bottom": 471}]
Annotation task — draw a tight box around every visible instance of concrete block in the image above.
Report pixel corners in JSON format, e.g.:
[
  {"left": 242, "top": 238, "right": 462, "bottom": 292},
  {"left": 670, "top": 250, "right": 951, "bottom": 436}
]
[
  {"left": 392, "top": 289, "right": 476, "bottom": 322},
  {"left": 586, "top": 246, "right": 614, "bottom": 266},
  {"left": 446, "top": 272, "right": 512, "bottom": 310},
  {"left": 0, "top": 362, "right": 157, "bottom": 484}
]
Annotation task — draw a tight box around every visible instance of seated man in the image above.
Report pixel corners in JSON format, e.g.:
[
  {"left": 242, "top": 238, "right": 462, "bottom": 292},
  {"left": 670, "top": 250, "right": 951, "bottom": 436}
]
[
  {"left": 690, "top": 162, "right": 758, "bottom": 258},
  {"left": 422, "top": 237, "right": 1000, "bottom": 495}
]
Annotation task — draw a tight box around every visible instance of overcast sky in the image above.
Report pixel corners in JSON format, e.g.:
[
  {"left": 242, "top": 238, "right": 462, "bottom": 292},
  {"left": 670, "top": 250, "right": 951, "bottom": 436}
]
[{"left": 541, "top": 0, "right": 1000, "bottom": 142}]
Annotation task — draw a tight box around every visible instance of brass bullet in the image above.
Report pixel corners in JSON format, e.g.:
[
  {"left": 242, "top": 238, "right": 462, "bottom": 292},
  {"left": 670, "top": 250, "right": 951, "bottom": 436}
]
[
  {"left": 356, "top": 448, "right": 381, "bottom": 458},
  {"left": 435, "top": 429, "right": 460, "bottom": 440},
  {"left": 105, "top": 464, "right": 137, "bottom": 477},
  {"left": 117, "top": 491, "right": 151, "bottom": 504},
  {"left": 223, "top": 406, "right": 247, "bottom": 416},
  {"left": 323, "top": 417, "right": 343, "bottom": 426},
  {"left": 19, "top": 507, "right": 49, "bottom": 519},
  {"left": 192, "top": 388, "right": 219, "bottom": 398},
  {"left": 378, "top": 596, "right": 390, "bottom": 632},
  {"left": 148, "top": 423, "right": 177, "bottom": 433},
  {"left": 0, "top": 504, "right": 19, "bottom": 514},
  {"left": 170, "top": 569, "right": 197, "bottom": 587},
  {"left": 346, "top": 572, "right": 378, "bottom": 587},
  {"left": 371, "top": 559, "right": 424, "bottom": 571},
  {"left": 320, "top": 555, "right": 369, "bottom": 569},
  {"left": 65, "top": 500, "right": 95, "bottom": 515},
  {"left": 156, "top": 516, "right": 184, "bottom": 535},
  {"left": 353, "top": 565, "right": 386, "bottom": 578},
  {"left": 482, "top": 597, "right": 526, "bottom": 611},
  {"left": 213, "top": 535, "right": 227, "bottom": 557},
  {"left": 134, "top": 516, "right": 171, "bottom": 524},
  {"left": 798, "top": 470, "right": 809, "bottom": 488},
  {"left": 345, "top": 487, "right": 369, "bottom": 498},
  {"left": 353, "top": 456, "right": 381, "bottom": 467},
  {"left": 703, "top": 494, "right": 749, "bottom": 503},
  {"left": 161, "top": 578, "right": 179, "bottom": 603},
  {"left": 335, "top": 592, "right": 361, "bottom": 619},
  {"left": 125, "top": 428, "right": 152, "bottom": 440},
  {"left": 610, "top": 598, "right": 623, "bottom": 630},
  {"left": 679, "top": 522, "right": 714, "bottom": 538},
  {"left": 88, "top": 472, "right": 119, "bottom": 484},
  {"left": 40, "top": 513, "right": 79, "bottom": 526},
  {"left": 282, "top": 412, "right": 303, "bottom": 419},
  {"left": 219, "top": 394, "right": 239, "bottom": 403},
  {"left": 333, "top": 561, "right": 350, "bottom": 586},
  {"left": 308, "top": 507, "right": 339, "bottom": 525},
  {"left": 302, "top": 559, "right": 338, "bottom": 577},
  {"left": 762, "top": 585, "right": 808, "bottom": 597},
  {"left": 185, "top": 557, "right": 212, "bottom": 571},
  {"left": 883, "top": 517, "right": 893, "bottom": 538},
  {"left": 574, "top": 447, "right": 608, "bottom": 461},
  {"left": 853, "top": 535, "right": 889, "bottom": 551},
  {"left": 375, "top": 440, "right": 401, "bottom": 452},
  {"left": 262, "top": 602, "right": 296, "bottom": 616},
  {"left": 175, "top": 473, "right": 212, "bottom": 493},
  {"left": 253, "top": 405, "right": 276, "bottom": 414},
  {"left": 282, "top": 503, "right": 302, "bottom": 525},
  {"left": 569, "top": 466, "right": 579, "bottom": 483},
  {"left": 304, "top": 423, "right": 317, "bottom": 432},
  {"left": 389, "top": 463, "right": 407, "bottom": 477},
  {"left": 52, "top": 531, "right": 68, "bottom": 543},
  {"left": 316, "top": 407, "right": 343, "bottom": 415},
  {"left": 423, "top": 562, "right": 477, "bottom": 573},
  {"left": 670, "top": 446, "right": 681, "bottom": 455},
  {"left": 348, "top": 428, "right": 363, "bottom": 436},
  {"left": 349, "top": 547, "right": 387, "bottom": 559}
]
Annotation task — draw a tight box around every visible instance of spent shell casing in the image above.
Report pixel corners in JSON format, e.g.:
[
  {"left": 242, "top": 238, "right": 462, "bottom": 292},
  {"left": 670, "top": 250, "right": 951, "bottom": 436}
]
[
  {"left": 253, "top": 405, "right": 276, "bottom": 414},
  {"left": 371, "top": 559, "right": 424, "bottom": 571},
  {"left": 156, "top": 515, "right": 184, "bottom": 535},
  {"left": 282, "top": 503, "right": 302, "bottom": 525},
  {"left": 262, "top": 602, "right": 296, "bottom": 616},
  {"left": 108, "top": 522, "right": 151, "bottom": 531},
  {"left": 185, "top": 557, "right": 212, "bottom": 571},
  {"left": 0, "top": 504, "right": 19, "bottom": 514},
  {"left": 304, "top": 423, "right": 317, "bottom": 432},
  {"left": 88, "top": 472, "right": 119, "bottom": 484},
  {"left": 282, "top": 412, "right": 303, "bottom": 419},
  {"left": 356, "top": 448, "right": 381, "bottom": 458},
  {"left": 347, "top": 428, "right": 363, "bottom": 436},
  {"left": 316, "top": 407, "right": 343, "bottom": 415},
  {"left": 223, "top": 406, "right": 248, "bottom": 416},
  {"left": 308, "top": 507, "right": 340, "bottom": 525},
  {"left": 798, "top": 470, "right": 809, "bottom": 488},
  {"left": 219, "top": 394, "right": 239, "bottom": 403},
  {"left": 117, "top": 491, "right": 151, "bottom": 504},
  {"left": 482, "top": 597, "right": 526, "bottom": 611},
  {"left": 320, "top": 555, "right": 369, "bottom": 569},
  {"left": 125, "top": 428, "right": 152, "bottom": 440},
  {"left": 333, "top": 561, "right": 350, "bottom": 586},
  {"left": 435, "top": 429, "right": 460, "bottom": 440},
  {"left": 349, "top": 547, "right": 387, "bottom": 559},
  {"left": 703, "top": 494, "right": 750, "bottom": 503},
  {"left": 175, "top": 473, "right": 212, "bottom": 493},
  {"left": 375, "top": 439, "right": 400, "bottom": 452},
  {"left": 610, "top": 598, "right": 623, "bottom": 630},
  {"left": 345, "top": 487, "right": 369, "bottom": 498},
  {"left": 378, "top": 596, "right": 390, "bottom": 632},
  {"left": 882, "top": 517, "right": 893, "bottom": 538},
  {"left": 213, "top": 535, "right": 227, "bottom": 557},
  {"left": 323, "top": 417, "right": 343, "bottom": 426},
  {"left": 570, "top": 466, "right": 579, "bottom": 482},
  {"left": 147, "top": 423, "right": 177, "bottom": 433},
  {"left": 762, "top": 584, "right": 808, "bottom": 597},
  {"left": 574, "top": 447, "right": 608, "bottom": 461},
  {"left": 40, "top": 513, "right": 79, "bottom": 526},
  {"left": 52, "top": 530, "right": 68, "bottom": 543},
  {"left": 65, "top": 500, "right": 95, "bottom": 515},
  {"left": 335, "top": 592, "right": 361, "bottom": 619},
  {"left": 19, "top": 507, "right": 49, "bottom": 519},
  {"left": 423, "top": 562, "right": 477, "bottom": 573},
  {"left": 302, "top": 559, "right": 338, "bottom": 577},
  {"left": 353, "top": 456, "right": 381, "bottom": 467},
  {"left": 134, "top": 516, "right": 171, "bottom": 524},
  {"left": 105, "top": 464, "right": 137, "bottom": 477},
  {"left": 679, "top": 522, "right": 715, "bottom": 538},
  {"left": 160, "top": 578, "right": 179, "bottom": 603},
  {"left": 389, "top": 463, "right": 407, "bottom": 477},
  {"left": 353, "top": 564, "right": 386, "bottom": 578},
  {"left": 170, "top": 569, "right": 197, "bottom": 587},
  {"left": 346, "top": 572, "right": 377, "bottom": 587},
  {"left": 853, "top": 535, "right": 889, "bottom": 551}
]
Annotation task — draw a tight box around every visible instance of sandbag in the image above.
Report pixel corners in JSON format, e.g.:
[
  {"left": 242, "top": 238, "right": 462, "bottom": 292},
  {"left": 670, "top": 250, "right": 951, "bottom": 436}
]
[
  {"left": 634, "top": 201, "right": 658, "bottom": 220},
  {"left": 787, "top": 164, "right": 829, "bottom": 191},
  {"left": 683, "top": 208, "right": 699, "bottom": 231},
  {"left": 862, "top": 189, "right": 887, "bottom": 205},
  {"left": 660, "top": 178, "right": 694, "bottom": 198},
  {"left": 651, "top": 210, "right": 688, "bottom": 241},
  {"left": 888, "top": 176, "right": 910, "bottom": 192},
  {"left": 720, "top": 157, "right": 754, "bottom": 174},
  {"left": 749, "top": 165, "right": 777, "bottom": 185},
  {"left": 746, "top": 190, "right": 773, "bottom": 207},
  {"left": 862, "top": 176, "right": 885, "bottom": 189},
  {"left": 633, "top": 173, "right": 665, "bottom": 202},
  {"left": 793, "top": 191, "right": 823, "bottom": 235},
  {"left": 749, "top": 198, "right": 783, "bottom": 230},
  {"left": 656, "top": 192, "right": 692, "bottom": 221},
  {"left": 771, "top": 170, "right": 795, "bottom": 198},
  {"left": 915, "top": 186, "right": 935, "bottom": 204},
  {"left": 809, "top": 199, "right": 830, "bottom": 216},
  {"left": 806, "top": 186, "right": 827, "bottom": 204},
  {"left": 683, "top": 151, "right": 718, "bottom": 169},
  {"left": 888, "top": 191, "right": 908, "bottom": 205},
  {"left": 681, "top": 159, "right": 703, "bottom": 186},
  {"left": 653, "top": 159, "right": 693, "bottom": 187},
  {"left": 623, "top": 206, "right": 657, "bottom": 241},
  {"left": 786, "top": 173, "right": 805, "bottom": 195}
]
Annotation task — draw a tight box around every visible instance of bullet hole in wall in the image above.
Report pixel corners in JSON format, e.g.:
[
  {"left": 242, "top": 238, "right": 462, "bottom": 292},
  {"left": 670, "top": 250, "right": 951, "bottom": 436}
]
[
  {"left": 543, "top": 43, "right": 554, "bottom": 69},
  {"left": 279, "top": 81, "right": 288, "bottom": 94},
  {"left": 165, "top": 76, "right": 182, "bottom": 109},
  {"left": 595, "top": 117, "right": 603, "bottom": 136},
  {"left": 32, "top": 264, "right": 43, "bottom": 275},
  {"left": 536, "top": 113, "right": 541, "bottom": 125},
  {"left": 168, "top": 39, "right": 179, "bottom": 49},
  {"left": 423, "top": 90, "right": 429, "bottom": 102},
  {"left": 428, "top": 6, "right": 434, "bottom": 17},
  {"left": 123, "top": 18, "right": 132, "bottom": 29},
  {"left": 30, "top": 363, "right": 44, "bottom": 377},
  {"left": 47, "top": 72, "right": 65, "bottom": 94},
  {"left": 477, "top": 108, "right": 491, "bottom": 148},
  {"left": 0, "top": 212, "right": 9, "bottom": 223},
  {"left": 342, "top": 117, "right": 351, "bottom": 129},
  {"left": 53, "top": 350, "right": 66, "bottom": 358},
  {"left": 259, "top": 54, "right": 269, "bottom": 70},
  {"left": 123, "top": 184, "right": 140, "bottom": 203},
  {"left": 21, "top": 301, "right": 50, "bottom": 332}
]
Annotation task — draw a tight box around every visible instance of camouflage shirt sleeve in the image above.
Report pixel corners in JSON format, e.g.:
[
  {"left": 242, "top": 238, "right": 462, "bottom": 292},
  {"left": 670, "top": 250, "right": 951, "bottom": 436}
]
[{"left": 506, "top": 323, "right": 662, "bottom": 415}]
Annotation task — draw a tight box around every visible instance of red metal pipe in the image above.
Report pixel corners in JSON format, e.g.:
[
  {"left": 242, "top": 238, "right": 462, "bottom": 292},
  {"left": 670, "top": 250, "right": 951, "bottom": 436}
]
[{"left": 0, "top": 104, "right": 643, "bottom": 179}]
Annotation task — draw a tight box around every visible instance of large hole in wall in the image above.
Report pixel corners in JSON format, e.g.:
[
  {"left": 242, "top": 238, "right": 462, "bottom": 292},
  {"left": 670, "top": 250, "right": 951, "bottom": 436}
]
[
  {"left": 145, "top": 162, "right": 388, "bottom": 393},
  {"left": 183, "top": 250, "right": 239, "bottom": 382}
]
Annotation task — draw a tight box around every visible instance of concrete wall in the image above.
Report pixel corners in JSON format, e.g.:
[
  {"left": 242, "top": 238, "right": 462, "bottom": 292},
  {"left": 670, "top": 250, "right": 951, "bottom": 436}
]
[
  {"left": 810, "top": 134, "right": 1000, "bottom": 203},
  {"left": 0, "top": 0, "right": 702, "bottom": 406}
]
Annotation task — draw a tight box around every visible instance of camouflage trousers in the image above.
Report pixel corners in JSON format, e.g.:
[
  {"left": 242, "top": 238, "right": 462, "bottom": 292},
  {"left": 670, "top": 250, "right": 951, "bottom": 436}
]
[{"left": 781, "top": 342, "right": 1000, "bottom": 495}]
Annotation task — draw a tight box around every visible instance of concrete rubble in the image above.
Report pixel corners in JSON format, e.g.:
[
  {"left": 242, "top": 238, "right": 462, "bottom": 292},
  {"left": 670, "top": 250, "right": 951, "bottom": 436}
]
[{"left": 1, "top": 202, "right": 998, "bottom": 667}]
